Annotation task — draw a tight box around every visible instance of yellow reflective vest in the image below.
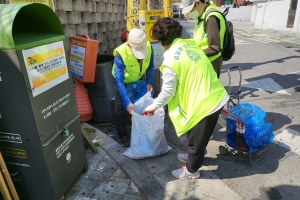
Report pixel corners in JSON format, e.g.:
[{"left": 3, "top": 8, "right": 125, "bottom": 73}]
[
  {"left": 112, "top": 42, "right": 152, "bottom": 84},
  {"left": 160, "top": 38, "right": 226, "bottom": 136},
  {"left": 193, "top": 2, "right": 226, "bottom": 62}
]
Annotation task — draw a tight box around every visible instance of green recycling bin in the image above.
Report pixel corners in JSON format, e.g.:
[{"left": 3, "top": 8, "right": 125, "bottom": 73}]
[{"left": 0, "top": 3, "right": 87, "bottom": 200}]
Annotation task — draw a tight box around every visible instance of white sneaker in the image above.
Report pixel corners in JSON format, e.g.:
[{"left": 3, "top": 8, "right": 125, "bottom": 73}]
[
  {"left": 172, "top": 165, "right": 200, "bottom": 179},
  {"left": 177, "top": 153, "right": 188, "bottom": 163}
]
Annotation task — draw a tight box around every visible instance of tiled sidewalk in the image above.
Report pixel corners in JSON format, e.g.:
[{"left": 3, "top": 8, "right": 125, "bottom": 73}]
[{"left": 64, "top": 131, "right": 144, "bottom": 200}]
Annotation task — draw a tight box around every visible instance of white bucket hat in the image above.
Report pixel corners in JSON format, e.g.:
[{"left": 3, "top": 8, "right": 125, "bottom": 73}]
[{"left": 127, "top": 28, "right": 147, "bottom": 59}]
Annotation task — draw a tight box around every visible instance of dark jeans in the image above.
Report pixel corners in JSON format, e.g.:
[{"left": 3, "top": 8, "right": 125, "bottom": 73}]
[
  {"left": 114, "top": 86, "right": 127, "bottom": 138},
  {"left": 186, "top": 107, "right": 223, "bottom": 173}
]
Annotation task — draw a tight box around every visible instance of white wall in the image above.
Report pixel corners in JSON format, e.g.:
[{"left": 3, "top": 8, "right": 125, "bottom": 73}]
[
  {"left": 254, "top": 0, "right": 290, "bottom": 30},
  {"left": 219, "top": 6, "right": 253, "bottom": 21}
]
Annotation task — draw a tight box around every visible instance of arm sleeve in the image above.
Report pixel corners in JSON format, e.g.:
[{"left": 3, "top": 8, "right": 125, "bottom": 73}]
[
  {"left": 203, "top": 16, "right": 221, "bottom": 57},
  {"left": 150, "top": 67, "right": 177, "bottom": 110},
  {"left": 146, "top": 46, "right": 154, "bottom": 85},
  {"left": 114, "top": 53, "right": 131, "bottom": 109}
]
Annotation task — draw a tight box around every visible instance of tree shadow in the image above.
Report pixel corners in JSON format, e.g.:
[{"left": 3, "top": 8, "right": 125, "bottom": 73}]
[{"left": 254, "top": 185, "right": 300, "bottom": 200}]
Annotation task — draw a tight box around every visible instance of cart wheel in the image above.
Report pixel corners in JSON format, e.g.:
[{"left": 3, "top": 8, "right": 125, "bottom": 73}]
[{"left": 219, "top": 146, "right": 228, "bottom": 155}]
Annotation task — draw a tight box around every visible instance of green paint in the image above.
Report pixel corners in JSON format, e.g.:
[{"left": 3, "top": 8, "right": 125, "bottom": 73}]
[{"left": 0, "top": 3, "right": 64, "bottom": 50}]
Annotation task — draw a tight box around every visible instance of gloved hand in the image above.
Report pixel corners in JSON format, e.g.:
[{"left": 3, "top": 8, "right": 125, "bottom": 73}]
[{"left": 142, "top": 104, "right": 156, "bottom": 116}]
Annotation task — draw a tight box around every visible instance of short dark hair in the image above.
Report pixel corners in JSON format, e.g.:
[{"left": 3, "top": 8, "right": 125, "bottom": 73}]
[{"left": 152, "top": 17, "right": 182, "bottom": 46}]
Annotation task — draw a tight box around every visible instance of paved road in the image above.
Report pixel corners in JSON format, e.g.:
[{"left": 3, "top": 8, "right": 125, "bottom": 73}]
[{"left": 173, "top": 19, "right": 300, "bottom": 200}]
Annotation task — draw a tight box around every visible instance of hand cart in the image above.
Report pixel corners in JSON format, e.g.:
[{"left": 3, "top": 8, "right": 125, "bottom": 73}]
[{"left": 219, "top": 66, "right": 266, "bottom": 165}]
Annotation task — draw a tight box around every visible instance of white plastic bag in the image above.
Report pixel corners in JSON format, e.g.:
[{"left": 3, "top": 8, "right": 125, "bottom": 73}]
[{"left": 123, "top": 93, "right": 171, "bottom": 159}]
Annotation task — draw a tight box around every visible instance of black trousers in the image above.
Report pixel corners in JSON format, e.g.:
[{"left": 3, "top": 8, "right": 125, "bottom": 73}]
[
  {"left": 186, "top": 107, "right": 223, "bottom": 173},
  {"left": 114, "top": 86, "right": 127, "bottom": 138}
]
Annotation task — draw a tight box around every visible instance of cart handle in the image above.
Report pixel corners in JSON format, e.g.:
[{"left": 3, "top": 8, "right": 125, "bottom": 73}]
[{"left": 227, "top": 66, "right": 242, "bottom": 109}]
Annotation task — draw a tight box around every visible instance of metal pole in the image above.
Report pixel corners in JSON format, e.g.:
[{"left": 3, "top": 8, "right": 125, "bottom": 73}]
[
  {"left": 164, "top": 0, "right": 172, "bottom": 17},
  {"left": 140, "top": 0, "right": 147, "bottom": 10}
]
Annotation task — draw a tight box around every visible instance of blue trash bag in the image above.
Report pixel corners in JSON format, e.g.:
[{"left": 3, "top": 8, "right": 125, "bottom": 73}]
[
  {"left": 224, "top": 103, "right": 274, "bottom": 153},
  {"left": 126, "top": 80, "right": 154, "bottom": 104},
  {"left": 228, "top": 103, "right": 266, "bottom": 126}
]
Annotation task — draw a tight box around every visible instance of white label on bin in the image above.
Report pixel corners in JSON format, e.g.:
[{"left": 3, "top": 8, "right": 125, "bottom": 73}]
[
  {"left": 70, "top": 40, "right": 86, "bottom": 80},
  {"left": 0, "top": 132, "right": 22, "bottom": 143},
  {"left": 55, "top": 134, "right": 75, "bottom": 159},
  {"left": 22, "top": 41, "right": 69, "bottom": 97}
]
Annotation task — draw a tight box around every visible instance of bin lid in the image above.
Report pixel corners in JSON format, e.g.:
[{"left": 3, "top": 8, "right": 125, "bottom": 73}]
[{"left": 0, "top": 3, "right": 64, "bottom": 50}]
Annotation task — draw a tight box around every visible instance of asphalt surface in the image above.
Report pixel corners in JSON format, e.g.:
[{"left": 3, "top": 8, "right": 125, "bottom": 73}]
[{"left": 178, "top": 19, "right": 300, "bottom": 200}]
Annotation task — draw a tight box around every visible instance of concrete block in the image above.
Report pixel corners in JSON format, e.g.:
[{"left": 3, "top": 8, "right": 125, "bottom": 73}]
[
  {"left": 63, "top": 24, "right": 76, "bottom": 37},
  {"left": 120, "top": 21, "right": 126, "bottom": 29},
  {"left": 112, "top": 4, "right": 118, "bottom": 13},
  {"left": 92, "top": 12, "right": 102, "bottom": 23},
  {"left": 105, "top": 3, "right": 112, "bottom": 12},
  {"left": 64, "top": 37, "right": 70, "bottom": 52},
  {"left": 73, "top": 0, "right": 86, "bottom": 12},
  {"left": 114, "top": 39, "right": 120, "bottom": 47},
  {"left": 86, "top": 1, "right": 97, "bottom": 12},
  {"left": 113, "top": 22, "right": 119, "bottom": 30},
  {"left": 102, "top": 13, "right": 109, "bottom": 22},
  {"left": 96, "top": 3, "right": 106, "bottom": 12},
  {"left": 75, "top": 24, "right": 88, "bottom": 35},
  {"left": 115, "top": 13, "right": 120, "bottom": 21},
  {"left": 88, "top": 23, "right": 99, "bottom": 34},
  {"left": 98, "top": 23, "right": 106, "bottom": 32},
  {"left": 67, "top": 11, "right": 81, "bottom": 24},
  {"left": 88, "top": 33, "right": 95, "bottom": 39},
  {"left": 100, "top": 41, "right": 108, "bottom": 52},
  {"left": 56, "top": 10, "right": 68, "bottom": 25},
  {"left": 102, "top": 33, "right": 108, "bottom": 41},
  {"left": 81, "top": 12, "right": 93, "bottom": 24},
  {"left": 112, "top": 31, "right": 117, "bottom": 39},
  {"left": 94, "top": 33, "right": 104, "bottom": 43},
  {"left": 99, "top": 0, "right": 108, "bottom": 3},
  {"left": 56, "top": 0, "right": 72, "bottom": 11},
  {"left": 118, "top": 5, "right": 125, "bottom": 13},
  {"left": 91, "top": 0, "right": 100, "bottom": 2},
  {"left": 107, "top": 33, "right": 113, "bottom": 41},
  {"left": 105, "top": 22, "right": 112, "bottom": 32}
]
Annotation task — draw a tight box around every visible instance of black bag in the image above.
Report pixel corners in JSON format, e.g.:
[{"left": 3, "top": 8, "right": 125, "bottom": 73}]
[{"left": 204, "top": 7, "right": 235, "bottom": 61}]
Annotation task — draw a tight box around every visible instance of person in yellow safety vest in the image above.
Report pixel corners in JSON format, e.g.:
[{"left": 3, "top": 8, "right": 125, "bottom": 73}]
[
  {"left": 112, "top": 28, "right": 154, "bottom": 147},
  {"left": 142, "top": 18, "right": 229, "bottom": 179},
  {"left": 182, "top": 0, "right": 226, "bottom": 78}
]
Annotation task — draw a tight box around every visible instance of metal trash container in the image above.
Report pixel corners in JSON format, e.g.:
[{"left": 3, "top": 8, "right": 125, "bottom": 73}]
[
  {"left": 0, "top": 4, "right": 87, "bottom": 200},
  {"left": 86, "top": 55, "right": 115, "bottom": 123}
]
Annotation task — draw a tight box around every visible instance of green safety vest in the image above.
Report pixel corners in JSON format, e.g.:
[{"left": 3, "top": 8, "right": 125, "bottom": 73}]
[
  {"left": 160, "top": 38, "right": 226, "bottom": 136},
  {"left": 193, "top": 2, "right": 226, "bottom": 62},
  {"left": 112, "top": 42, "right": 152, "bottom": 84}
]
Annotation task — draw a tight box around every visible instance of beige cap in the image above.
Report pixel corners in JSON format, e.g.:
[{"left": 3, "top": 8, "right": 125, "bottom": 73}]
[{"left": 127, "top": 28, "right": 147, "bottom": 59}]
